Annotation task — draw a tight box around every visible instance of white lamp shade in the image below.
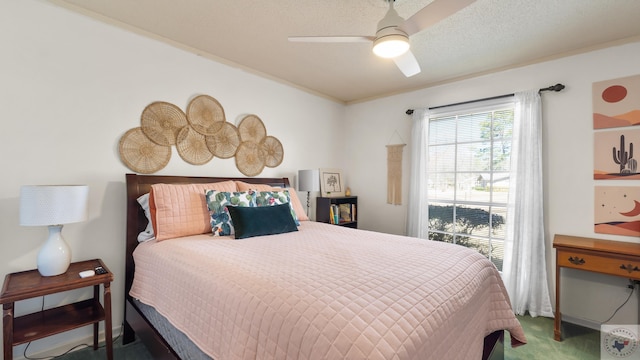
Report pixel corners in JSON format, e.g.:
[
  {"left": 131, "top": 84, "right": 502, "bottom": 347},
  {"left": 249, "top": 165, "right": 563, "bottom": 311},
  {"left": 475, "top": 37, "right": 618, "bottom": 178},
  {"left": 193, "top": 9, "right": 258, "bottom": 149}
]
[
  {"left": 298, "top": 170, "right": 320, "bottom": 192},
  {"left": 20, "top": 185, "right": 89, "bottom": 226}
]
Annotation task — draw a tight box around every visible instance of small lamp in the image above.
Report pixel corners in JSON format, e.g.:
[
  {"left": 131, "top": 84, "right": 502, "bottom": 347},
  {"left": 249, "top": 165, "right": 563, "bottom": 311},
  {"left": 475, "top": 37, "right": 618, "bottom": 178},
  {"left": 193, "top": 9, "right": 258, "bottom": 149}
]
[
  {"left": 298, "top": 169, "right": 320, "bottom": 216},
  {"left": 20, "top": 185, "right": 89, "bottom": 276}
]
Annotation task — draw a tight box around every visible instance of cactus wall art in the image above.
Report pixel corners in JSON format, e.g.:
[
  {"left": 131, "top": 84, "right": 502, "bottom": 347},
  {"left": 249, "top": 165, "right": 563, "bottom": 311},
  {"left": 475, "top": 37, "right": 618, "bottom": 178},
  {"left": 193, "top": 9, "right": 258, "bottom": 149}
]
[{"left": 594, "top": 129, "right": 640, "bottom": 180}]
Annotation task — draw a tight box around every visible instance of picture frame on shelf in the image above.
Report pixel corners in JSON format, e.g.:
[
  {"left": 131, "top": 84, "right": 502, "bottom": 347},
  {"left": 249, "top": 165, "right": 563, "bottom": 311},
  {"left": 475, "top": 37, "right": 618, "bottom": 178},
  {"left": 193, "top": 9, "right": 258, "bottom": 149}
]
[
  {"left": 319, "top": 168, "right": 345, "bottom": 197},
  {"left": 339, "top": 203, "right": 352, "bottom": 222}
]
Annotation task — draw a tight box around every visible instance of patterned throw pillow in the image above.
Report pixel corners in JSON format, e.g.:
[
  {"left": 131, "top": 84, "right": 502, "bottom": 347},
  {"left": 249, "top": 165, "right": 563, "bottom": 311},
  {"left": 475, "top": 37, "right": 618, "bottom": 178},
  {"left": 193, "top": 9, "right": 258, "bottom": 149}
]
[
  {"left": 205, "top": 190, "right": 256, "bottom": 236},
  {"left": 255, "top": 190, "right": 300, "bottom": 225},
  {"left": 234, "top": 181, "right": 309, "bottom": 221}
]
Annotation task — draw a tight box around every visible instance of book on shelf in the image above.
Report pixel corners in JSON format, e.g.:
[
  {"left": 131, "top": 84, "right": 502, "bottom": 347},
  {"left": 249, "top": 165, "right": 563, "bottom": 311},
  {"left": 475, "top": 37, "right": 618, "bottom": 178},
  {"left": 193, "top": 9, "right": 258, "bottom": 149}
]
[
  {"left": 351, "top": 203, "right": 356, "bottom": 222},
  {"left": 339, "top": 203, "right": 352, "bottom": 222},
  {"left": 332, "top": 204, "right": 340, "bottom": 224},
  {"left": 329, "top": 205, "right": 335, "bottom": 224}
]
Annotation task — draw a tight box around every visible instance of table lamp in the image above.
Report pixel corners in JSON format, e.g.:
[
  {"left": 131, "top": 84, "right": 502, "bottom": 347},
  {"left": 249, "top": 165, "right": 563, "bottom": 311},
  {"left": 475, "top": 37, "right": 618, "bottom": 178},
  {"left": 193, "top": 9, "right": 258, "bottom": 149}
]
[
  {"left": 20, "top": 185, "right": 89, "bottom": 276},
  {"left": 298, "top": 169, "right": 320, "bottom": 216}
]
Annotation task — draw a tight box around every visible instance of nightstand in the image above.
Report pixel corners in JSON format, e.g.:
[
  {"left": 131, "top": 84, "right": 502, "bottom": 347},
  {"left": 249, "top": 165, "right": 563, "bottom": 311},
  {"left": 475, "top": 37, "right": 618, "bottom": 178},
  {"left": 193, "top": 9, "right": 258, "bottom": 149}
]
[{"left": 1, "top": 259, "right": 113, "bottom": 360}]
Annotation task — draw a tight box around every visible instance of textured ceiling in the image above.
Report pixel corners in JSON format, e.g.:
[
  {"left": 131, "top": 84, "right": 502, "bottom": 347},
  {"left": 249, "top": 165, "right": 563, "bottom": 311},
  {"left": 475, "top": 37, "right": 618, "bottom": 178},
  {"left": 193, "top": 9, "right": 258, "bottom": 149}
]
[{"left": 51, "top": 0, "right": 640, "bottom": 103}]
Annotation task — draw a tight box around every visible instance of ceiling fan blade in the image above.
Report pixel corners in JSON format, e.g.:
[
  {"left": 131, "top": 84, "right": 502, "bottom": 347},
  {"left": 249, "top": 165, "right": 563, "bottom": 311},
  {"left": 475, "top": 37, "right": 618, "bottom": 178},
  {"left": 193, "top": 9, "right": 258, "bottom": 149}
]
[
  {"left": 401, "top": 0, "right": 476, "bottom": 36},
  {"left": 393, "top": 50, "right": 421, "bottom": 77},
  {"left": 288, "top": 36, "right": 373, "bottom": 43}
]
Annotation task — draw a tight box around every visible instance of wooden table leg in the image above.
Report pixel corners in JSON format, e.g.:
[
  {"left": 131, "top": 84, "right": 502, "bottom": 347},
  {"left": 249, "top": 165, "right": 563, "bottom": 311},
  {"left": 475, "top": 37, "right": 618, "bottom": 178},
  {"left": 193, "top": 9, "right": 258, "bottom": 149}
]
[
  {"left": 554, "top": 255, "right": 562, "bottom": 341},
  {"left": 3, "top": 302, "right": 14, "bottom": 360},
  {"left": 104, "top": 282, "right": 113, "bottom": 360},
  {"left": 93, "top": 285, "right": 99, "bottom": 350}
]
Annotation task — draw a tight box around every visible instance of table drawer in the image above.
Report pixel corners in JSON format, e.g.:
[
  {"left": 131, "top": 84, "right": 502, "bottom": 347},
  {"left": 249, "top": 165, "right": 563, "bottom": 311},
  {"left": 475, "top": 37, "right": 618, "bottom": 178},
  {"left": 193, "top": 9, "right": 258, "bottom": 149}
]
[{"left": 557, "top": 249, "right": 640, "bottom": 280}]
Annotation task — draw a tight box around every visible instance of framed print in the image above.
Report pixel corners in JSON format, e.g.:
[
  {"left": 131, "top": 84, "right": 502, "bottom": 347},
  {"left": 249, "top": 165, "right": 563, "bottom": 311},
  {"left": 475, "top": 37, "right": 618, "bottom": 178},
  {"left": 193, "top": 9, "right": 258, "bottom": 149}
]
[
  {"left": 319, "top": 168, "right": 345, "bottom": 197},
  {"left": 594, "top": 129, "right": 640, "bottom": 179},
  {"left": 595, "top": 186, "right": 640, "bottom": 236},
  {"left": 593, "top": 74, "right": 640, "bottom": 129}
]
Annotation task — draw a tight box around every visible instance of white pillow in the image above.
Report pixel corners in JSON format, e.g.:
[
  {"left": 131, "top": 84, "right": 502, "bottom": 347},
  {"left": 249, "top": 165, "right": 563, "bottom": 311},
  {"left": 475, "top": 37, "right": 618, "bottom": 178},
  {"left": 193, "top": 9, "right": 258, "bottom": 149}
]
[{"left": 137, "top": 193, "right": 155, "bottom": 242}]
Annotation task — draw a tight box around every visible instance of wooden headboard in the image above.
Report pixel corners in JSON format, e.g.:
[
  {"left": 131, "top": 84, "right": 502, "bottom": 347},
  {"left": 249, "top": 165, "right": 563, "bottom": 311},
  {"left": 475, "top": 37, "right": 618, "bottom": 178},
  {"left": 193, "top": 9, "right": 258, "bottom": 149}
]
[{"left": 124, "top": 173, "right": 291, "bottom": 297}]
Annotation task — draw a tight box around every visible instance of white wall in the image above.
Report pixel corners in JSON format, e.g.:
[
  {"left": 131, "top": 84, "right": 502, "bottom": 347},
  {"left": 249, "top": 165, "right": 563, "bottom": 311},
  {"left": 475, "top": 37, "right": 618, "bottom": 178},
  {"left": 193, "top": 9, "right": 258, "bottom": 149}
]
[
  {"left": 0, "top": 1, "right": 344, "bottom": 357},
  {"left": 345, "top": 41, "right": 640, "bottom": 328}
]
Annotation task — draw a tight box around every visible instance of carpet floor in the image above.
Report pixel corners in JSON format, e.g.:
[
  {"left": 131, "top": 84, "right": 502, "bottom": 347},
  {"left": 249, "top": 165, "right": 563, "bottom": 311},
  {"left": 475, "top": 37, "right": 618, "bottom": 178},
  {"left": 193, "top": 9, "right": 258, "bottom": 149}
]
[
  {"left": 48, "top": 315, "right": 600, "bottom": 359},
  {"left": 506, "top": 315, "right": 600, "bottom": 360}
]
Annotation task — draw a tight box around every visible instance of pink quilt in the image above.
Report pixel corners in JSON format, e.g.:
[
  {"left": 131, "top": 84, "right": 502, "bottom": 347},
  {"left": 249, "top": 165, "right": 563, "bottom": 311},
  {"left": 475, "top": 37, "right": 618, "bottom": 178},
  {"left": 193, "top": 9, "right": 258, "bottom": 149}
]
[{"left": 130, "top": 222, "right": 526, "bottom": 359}]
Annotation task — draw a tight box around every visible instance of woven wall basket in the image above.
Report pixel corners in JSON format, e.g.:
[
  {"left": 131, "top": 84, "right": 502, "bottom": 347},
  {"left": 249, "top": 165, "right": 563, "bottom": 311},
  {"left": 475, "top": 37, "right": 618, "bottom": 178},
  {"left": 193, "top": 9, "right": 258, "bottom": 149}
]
[
  {"left": 260, "top": 136, "right": 284, "bottom": 168},
  {"left": 235, "top": 141, "right": 266, "bottom": 177},
  {"left": 205, "top": 122, "right": 240, "bottom": 159},
  {"left": 176, "top": 126, "right": 214, "bottom": 165},
  {"left": 119, "top": 127, "right": 171, "bottom": 174},
  {"left": 187, "top": 95, "right": 226, "bottom": 136},
  {"left": 140, "top": 101, "right": 187, "bottom": 146},
  {"left": 238, "top": 114, "right": 266, "bottom": 143}
]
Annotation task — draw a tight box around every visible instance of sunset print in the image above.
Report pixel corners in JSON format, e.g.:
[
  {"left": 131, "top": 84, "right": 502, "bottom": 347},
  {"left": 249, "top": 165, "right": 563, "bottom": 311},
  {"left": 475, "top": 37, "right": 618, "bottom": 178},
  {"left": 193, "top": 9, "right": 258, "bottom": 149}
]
[{"left": 593, "top": 74, "right": 640, "bottom": 129}]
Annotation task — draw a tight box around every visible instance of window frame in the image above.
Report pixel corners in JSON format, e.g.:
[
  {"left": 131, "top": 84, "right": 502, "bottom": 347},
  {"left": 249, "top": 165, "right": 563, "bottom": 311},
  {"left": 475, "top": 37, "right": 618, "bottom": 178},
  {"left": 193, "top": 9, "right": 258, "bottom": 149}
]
[{"left": 425, "top": 97, "right": 515, "bottom": 269}]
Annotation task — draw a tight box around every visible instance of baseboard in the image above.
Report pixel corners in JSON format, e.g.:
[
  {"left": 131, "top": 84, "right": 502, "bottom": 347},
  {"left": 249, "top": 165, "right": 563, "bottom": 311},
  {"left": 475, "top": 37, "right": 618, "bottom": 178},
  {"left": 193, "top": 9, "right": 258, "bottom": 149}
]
[
  {"left": 562, "top": 314, "right": 601, "bottom": 331},
  {"left": 13, "top": 325, "right": 122, "bottom": 360}
]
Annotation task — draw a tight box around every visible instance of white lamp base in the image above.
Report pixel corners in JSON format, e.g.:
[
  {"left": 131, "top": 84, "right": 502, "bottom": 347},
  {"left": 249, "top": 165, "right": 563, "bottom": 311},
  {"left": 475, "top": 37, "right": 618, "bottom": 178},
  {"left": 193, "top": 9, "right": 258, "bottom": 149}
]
[{"left": 37, "top": 225, "right": 72, "bottom": 276}]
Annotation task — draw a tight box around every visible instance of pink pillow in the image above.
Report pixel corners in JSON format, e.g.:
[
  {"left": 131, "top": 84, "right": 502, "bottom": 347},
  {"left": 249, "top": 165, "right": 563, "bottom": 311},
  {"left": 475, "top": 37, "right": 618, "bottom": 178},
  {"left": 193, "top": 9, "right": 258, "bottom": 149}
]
[
  {"left": 235, "top": 181, "right": 309, "bottom": 221},
  {"left": 149, "top": 181, "right": 237, "bottom": 241}
]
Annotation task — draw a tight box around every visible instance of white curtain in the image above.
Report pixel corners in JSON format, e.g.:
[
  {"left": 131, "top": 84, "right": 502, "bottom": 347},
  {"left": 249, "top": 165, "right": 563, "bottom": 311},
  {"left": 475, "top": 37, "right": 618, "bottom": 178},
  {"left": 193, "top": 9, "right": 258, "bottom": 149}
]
[
  {"left": 502, "top": 90, "right": 553, "bottom": 317},
  {"left": 406, "top": 108, "right": 430, "bottom": 238}
]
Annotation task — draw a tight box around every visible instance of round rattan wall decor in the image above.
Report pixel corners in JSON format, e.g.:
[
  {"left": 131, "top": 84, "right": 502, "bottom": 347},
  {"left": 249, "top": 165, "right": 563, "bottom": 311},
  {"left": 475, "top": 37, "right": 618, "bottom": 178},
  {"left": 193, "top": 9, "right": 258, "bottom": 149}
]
[
  {"left": 238, "top": 115, "right": 266, "bottom": 143},
  {"left": 260, "top": 136, "right": 284, "bottom": 168},
  {"left": 205, "top": 122, "right": 240, "bottom": 159},
  {"left": 235, "top": 141, "right": 266, "bottom": 177},
  {"left": 176, "top": 126, "right": 214, "bottom": 165},
  {"left": 119, "top": 127, "right": 171, "bottom": 174},
  {"left": 140, "top": 101, "right": 187, "bottom": 146},
  {"left": 186, "top": 95, "right": 226, "bottom": 136}
]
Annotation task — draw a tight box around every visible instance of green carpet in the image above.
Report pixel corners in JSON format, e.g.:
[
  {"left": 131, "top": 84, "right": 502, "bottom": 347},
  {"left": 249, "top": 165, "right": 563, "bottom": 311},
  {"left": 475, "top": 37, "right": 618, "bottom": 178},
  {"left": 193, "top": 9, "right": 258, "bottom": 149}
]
[
  {"left": 49, "top": 315, "right": 599, "bottom": 359},
  {"left": 507, "top": 315, "right": 600, "bottom": 360}
]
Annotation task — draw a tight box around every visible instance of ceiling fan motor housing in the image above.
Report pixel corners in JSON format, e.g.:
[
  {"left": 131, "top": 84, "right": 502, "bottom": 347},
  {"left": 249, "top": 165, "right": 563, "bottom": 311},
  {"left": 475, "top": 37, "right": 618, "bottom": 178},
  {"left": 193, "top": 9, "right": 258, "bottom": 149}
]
[{"left": 372, "top": 3, "right": 410, "bottom": 58}]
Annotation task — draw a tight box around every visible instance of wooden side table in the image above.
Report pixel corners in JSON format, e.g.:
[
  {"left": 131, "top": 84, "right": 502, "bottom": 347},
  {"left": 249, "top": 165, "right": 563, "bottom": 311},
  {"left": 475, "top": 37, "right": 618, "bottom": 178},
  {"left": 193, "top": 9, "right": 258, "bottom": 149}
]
[
  {"left": 1, "top": 259, "right": 113, "bottom": 360},
  {"left": 553, "top": 234, "right": 640, "bottom": 341}
]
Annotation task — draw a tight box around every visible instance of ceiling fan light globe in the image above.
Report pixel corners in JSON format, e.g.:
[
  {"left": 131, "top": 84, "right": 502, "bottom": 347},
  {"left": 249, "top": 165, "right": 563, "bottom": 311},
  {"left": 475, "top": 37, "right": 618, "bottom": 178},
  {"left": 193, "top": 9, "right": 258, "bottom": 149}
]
[{"left": 372, "top": 35, "right": 410, "bottom": 58}]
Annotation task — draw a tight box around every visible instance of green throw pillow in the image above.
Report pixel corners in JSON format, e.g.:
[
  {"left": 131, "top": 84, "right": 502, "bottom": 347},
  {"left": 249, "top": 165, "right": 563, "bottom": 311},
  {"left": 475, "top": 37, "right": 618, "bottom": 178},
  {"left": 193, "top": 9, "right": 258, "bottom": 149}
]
[{"left": 226, "top": 203, "right": 298, "bottom": 239}]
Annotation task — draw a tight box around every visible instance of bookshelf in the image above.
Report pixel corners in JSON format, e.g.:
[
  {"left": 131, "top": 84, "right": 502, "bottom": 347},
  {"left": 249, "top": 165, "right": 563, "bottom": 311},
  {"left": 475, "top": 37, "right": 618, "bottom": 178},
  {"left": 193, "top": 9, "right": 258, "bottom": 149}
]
[{"left": 316, "top": 196, "right": 357, "bottom": 229}]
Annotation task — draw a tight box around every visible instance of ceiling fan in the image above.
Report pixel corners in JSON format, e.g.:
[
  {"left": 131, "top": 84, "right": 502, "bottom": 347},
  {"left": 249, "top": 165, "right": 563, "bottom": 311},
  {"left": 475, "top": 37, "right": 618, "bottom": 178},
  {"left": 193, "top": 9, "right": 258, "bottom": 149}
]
[{"left": 289, "top": 0, "right": 476, "bottom": 77}]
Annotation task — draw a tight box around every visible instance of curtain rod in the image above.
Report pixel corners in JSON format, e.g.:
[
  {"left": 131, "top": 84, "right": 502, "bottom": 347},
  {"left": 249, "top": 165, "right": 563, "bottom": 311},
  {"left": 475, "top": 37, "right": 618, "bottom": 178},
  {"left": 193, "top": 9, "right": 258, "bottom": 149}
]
[{"left": 405, "top": 83, "right": 565, "bottom": 115}]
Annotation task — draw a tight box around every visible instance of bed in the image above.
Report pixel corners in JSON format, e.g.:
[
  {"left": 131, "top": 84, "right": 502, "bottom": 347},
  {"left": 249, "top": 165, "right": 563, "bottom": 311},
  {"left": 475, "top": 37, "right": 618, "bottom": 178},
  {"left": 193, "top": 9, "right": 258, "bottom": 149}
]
[{"left": 122, "top": 173, "right": 526, "bottom": 360}]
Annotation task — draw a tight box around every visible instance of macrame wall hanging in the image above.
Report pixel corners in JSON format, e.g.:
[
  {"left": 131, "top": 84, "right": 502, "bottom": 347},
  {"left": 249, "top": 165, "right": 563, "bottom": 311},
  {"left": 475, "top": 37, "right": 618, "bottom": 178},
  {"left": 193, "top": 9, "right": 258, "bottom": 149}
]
[{"left": 386, "top": 130, "right": 406, "bottom": 205}]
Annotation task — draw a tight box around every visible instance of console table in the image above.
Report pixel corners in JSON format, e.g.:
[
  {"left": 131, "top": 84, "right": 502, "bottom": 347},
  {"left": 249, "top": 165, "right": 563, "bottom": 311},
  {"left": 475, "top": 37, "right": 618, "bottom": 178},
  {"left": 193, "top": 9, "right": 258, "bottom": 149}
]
[{"left": 553, "top": 234, "right": 640, "bottom": 341}]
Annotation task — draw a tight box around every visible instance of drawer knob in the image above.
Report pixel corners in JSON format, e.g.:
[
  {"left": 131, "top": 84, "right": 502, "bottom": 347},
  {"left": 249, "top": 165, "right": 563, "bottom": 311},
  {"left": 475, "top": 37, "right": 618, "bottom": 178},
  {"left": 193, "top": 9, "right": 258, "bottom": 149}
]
[
  {"left": 568, "top": 256, "right": 585, "bottom": 265},
  {"left": 620, "top": 264, "right": 640, "bottom": 273}
]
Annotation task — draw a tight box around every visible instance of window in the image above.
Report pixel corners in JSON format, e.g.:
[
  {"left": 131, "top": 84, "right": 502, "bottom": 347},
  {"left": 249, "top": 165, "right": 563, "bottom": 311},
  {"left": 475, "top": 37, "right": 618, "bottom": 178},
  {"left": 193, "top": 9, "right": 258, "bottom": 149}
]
[{"left": 426, "top": 101, "right": 514, "bottom": 271}]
